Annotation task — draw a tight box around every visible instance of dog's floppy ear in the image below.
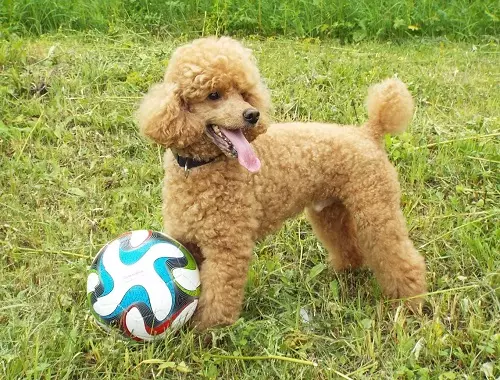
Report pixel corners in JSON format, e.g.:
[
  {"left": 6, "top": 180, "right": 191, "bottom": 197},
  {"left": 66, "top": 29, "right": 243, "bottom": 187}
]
[{"left": 136, "top": 82, "right": 202, "bottom": 148}]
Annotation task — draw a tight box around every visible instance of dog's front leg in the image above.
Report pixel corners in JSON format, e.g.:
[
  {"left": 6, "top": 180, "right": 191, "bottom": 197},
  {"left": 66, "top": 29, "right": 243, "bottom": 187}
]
[{"left": 191, "top": 238, "right": 254, "bottom": 331}]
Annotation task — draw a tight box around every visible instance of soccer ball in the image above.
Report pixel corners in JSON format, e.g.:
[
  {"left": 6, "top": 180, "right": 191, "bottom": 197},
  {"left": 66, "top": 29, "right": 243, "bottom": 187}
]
[{"left": 86, "top": 230, "right": 200, "bottom": 341}]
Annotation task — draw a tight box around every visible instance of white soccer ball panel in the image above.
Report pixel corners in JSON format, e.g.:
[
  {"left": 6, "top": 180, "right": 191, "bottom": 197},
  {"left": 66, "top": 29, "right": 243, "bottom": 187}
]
[
  {"left": 170, "top": 300, "right": 198, "bottom": 331},
  {"left": 172, "top": 268, "right": 201, "bottom": 291}
]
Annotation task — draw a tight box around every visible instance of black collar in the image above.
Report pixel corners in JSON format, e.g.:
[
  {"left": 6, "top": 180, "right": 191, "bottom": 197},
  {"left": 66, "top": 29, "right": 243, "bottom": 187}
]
[{"left": 175, "top": 153, "right": 215, "bottom": 170}]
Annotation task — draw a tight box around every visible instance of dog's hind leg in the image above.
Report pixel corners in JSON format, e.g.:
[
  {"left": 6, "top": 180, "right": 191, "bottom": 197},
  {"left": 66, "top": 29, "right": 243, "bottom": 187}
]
[
  {"left": 338, "top": 166, "right": 427, "bottom": 309},
  {"left": 305, "top": 200, "right": 363, "bottom": 271}
]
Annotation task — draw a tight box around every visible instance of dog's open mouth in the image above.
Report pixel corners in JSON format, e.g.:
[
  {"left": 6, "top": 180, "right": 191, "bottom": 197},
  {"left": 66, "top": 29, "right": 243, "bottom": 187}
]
[{"left": 205, "top": 125, "right": 261, "bottom": 173}]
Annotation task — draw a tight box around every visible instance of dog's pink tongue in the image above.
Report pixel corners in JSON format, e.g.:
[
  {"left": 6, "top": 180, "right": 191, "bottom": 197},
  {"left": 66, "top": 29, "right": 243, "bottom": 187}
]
[{"left": 221, "top": 128, "right": 261, "bottom": 173}]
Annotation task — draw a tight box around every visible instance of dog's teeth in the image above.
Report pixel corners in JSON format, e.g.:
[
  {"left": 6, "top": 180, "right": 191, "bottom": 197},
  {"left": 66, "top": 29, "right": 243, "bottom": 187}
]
[
  {"left": 207, "top": 125, "right": 237, "bottom": 157},
  {"left": 213, "top": 126, "right": 224, "bottom": 138}
]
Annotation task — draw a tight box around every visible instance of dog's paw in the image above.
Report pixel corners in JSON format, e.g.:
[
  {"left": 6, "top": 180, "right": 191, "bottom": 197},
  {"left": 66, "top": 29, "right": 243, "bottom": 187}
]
[{"left": 190, "top": 305, "right": 236, "bottom": 331}]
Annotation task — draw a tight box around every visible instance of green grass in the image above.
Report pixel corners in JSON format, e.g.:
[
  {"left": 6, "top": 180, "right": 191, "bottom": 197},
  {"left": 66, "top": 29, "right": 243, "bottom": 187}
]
[
  {"left": 1, "top": 31, "right": 499, "bottom": 379},
  {"left": 1, "top": 0, "right": 499, "bottom": 41}
]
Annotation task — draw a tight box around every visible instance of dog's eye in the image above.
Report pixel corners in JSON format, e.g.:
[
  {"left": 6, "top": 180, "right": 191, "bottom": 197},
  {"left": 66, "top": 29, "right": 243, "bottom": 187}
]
[{"left": 208, "top": 92, "right": 220, "bottom": 100}]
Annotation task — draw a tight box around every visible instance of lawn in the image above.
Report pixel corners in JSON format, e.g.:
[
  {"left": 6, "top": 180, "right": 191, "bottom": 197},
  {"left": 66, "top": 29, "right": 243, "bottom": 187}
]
[{"left": 0, "top": 31, "right": 499, "bottom": 379}]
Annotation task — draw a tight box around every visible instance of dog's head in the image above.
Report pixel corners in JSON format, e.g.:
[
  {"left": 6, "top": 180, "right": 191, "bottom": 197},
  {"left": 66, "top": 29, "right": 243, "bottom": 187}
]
[{"left": 136, "top": 37, "right": 271, "bottom": 172}]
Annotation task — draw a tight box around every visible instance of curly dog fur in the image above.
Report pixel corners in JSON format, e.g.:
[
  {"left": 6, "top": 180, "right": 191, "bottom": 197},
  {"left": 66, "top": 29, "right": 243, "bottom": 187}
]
[{"left": 137, "top": 37, "right": 427, "bottom": 330}]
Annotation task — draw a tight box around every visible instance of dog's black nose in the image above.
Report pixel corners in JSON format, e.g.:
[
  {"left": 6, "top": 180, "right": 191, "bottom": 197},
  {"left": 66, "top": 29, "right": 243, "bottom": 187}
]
[{"left": 243, "top": 108, "right": 260, "bottom": 124}]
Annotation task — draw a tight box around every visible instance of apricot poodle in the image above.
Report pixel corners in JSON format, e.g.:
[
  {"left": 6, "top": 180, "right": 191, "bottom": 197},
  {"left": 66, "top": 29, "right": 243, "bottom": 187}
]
[{"left": 136, "top": 37, "right": 427, "bottom": 330}]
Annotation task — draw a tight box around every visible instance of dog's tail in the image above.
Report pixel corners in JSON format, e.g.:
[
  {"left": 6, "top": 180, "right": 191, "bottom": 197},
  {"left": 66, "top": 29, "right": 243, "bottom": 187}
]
[{"left": 365, "top": 78, "right": 414, "bottom": 142}]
